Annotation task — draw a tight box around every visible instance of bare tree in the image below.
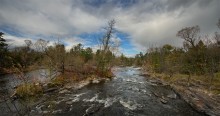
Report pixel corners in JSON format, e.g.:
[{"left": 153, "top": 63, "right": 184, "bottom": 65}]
[
  {"left": 24, "top": 40, "right": 32, "bottom": 48},
  {"left": 34, "top": 39, "right": 57, "bottom": 79},
  {"left": 214, "top": 32, "right": 220, "bottom": 46},
  {"left": 215, "top": 18, "right": 220, "bottom": 46},
  {"left": 177, "top": 25, "right": 200, "bottom": 49},
  {"left": 102, "top": 19, "right": 116, "bottom": 53},
  {"left": 97, "top": 19, "right": 117, "bottom": 76},
  {"left": 34, "top": 39, "right": 49, "bottom": 52}
]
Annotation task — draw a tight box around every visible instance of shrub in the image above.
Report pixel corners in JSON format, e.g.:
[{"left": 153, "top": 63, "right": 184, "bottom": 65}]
[{"left": 16, "top": 83, "right": 43, "bottom": 99}]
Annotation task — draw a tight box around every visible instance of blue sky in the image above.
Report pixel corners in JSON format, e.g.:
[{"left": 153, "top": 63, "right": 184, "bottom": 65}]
[{"left": 0, "top": 0, "right": 219, "bottom": 57}]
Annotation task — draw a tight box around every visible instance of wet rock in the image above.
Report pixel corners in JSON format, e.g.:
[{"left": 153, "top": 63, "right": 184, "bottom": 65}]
[
  {"left": 78, "top": 81, "right": 90, "bottom": 89},
  {"left": 132, "top": 87, "right": 140, "bottom": 91},
  {"left": 172, "top": 85, "right": 220, "bottom": 116},
  {"left": 52, "top": 109, "right": 62, "bottom": 114},
  {"left": 152, "top": 92, "right": 160, "bottom": 97},
  {"left": 36, "top": 104, "right": 44, "bottom": 113},
  {"left": 119, "top": 99, "right": 140, "bottom": 110},
  {"left": 66, "top": 100, "right": 74, "bottom": 105},
  {"left": 149, "top": 79, "right": 163, "bottom": 85},
  {"left": 92, "top": 79, "right": 101, "bottom": 84},
  {"left": 59, "top": 89, "right": 71, "bottom": 94},
  {"left": 10, "top": 91, "right": 18, "bottom": 100},
  {"left": 104, "top": 97, "right": 118, "bottom": 108},
  {"left": 44, "top": 87, "right": 58, "bottom": 93},
  {"left": 141, "top": 89, "right": 147, "bottom": 93},
  {"left": 84, "top": 104, "right": 101, "bottom": 116},
  {"left": 160, "top": 98, "right": 168, "bottom": 104},
  {"left": 139, "top": 73, "right": 150, "bottom": 77},
  {"left": 66, "top": 97, "right": 80, "bottom": 105},
  {"left": 42, "top": 111, "right": 49, "bottom": 114},
  {"left": 167, "top": 94, "right": 177, "bottom": 99}
]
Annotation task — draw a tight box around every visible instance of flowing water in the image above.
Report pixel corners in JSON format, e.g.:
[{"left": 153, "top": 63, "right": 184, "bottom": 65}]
[
  {"left": 0, "top": 69, "right": 57, "bottom": 93},
  {"left": 32, "top": 67, "right": 204, "bottom": 116},
  {"left": 0, "top": 67, "right": 205, "bottom": 116}
]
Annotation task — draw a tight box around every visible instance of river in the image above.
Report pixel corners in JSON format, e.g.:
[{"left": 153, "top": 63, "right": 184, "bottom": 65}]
[{"left": 0, "top": 67, "right": 205, "bottom": 116}]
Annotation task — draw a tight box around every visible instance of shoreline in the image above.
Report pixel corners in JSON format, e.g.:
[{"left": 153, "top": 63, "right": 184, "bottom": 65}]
[{"left": 140, "top": 70, "right": 220, "bottom": 116}]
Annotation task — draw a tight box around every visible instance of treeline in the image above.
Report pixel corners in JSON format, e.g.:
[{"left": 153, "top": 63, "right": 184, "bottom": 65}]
[
  {"left": 0, "top": 20, "right": 120, "bottom": 78},
  {"left": 117, "top": 53, "right": 144, "bottom": 67},
  {"left": 144, "top": 19, "right": 220, "bottom": 86}
]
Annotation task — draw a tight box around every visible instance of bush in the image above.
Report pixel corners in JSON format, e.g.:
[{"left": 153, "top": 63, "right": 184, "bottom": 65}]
[
  {"left": 50, "top": 76, "right": 66, "bottom": 87},
  {"left": 16, "top": 83, "right": 43, "bottom": 98}
]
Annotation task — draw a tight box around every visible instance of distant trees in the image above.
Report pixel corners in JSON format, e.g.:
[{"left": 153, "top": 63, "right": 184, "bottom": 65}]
[
  {"left": 144, "top": 19, "right": 220, "bottom": 87},
  {"left": 0, "top": 33, "right": 39, "bottom": 73},
  {"left": 134, "top": 52, "right": 145, "bottom": 66},
  {"left": 145, "top": 44, "right": 178, "bottom": 74},
  {"left": 118, "top": 54, "right": 133, "bottom": 66},
  {"left": 70, "top": 43, "right": 93, "bottom": 63}
]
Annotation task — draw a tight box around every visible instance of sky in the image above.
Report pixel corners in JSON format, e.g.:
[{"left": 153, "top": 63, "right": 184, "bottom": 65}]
[{"left": 0, "top": 0, "right": 219, "bottom": 57}]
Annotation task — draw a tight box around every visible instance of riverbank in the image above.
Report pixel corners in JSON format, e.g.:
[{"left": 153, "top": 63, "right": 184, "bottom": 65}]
[
  {"left": 11, "top": 70, "right": 111, "bottom": 115},
  {"left": 1, "top": 70, "right": 113, "bottom": 115},
  {"left": 0, "top": 65, "right": 40, "bottom": 76},
  {"left": 12, "top": 69, "right": 113, "bottom": 98},
  {"left": 141, "top": 70, "right": 220, "bottom": 116}
]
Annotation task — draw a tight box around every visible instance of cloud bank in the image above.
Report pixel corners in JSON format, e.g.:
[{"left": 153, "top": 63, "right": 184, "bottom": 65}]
[{"left": 0, "top": 0, "right": 219, "bottom": 55}]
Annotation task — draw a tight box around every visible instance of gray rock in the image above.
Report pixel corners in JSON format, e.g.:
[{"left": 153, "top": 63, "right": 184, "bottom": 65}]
[
  {"left": 167, "top": 94, "right": 177, "bottom": 99},
  {"left": 84, "top": 104, "right": 101, "bottom": 116},
  {"left": 160, "top": 98, "right": 168, "bottom": 104},
  {"left": 42, "top": 111, "right": 49, "bottom": 114},
  {"left": 59, "top": 89, "right": 71, "bottom": 94},
  {"left": 92, "top": 79, "right": 100, "bottom": 84},
  {"left": 52, "top": 109, "right": 62, "bottom": 114},
  {"left": 44, "top": 87, "right": 58, "bottom": 93}
]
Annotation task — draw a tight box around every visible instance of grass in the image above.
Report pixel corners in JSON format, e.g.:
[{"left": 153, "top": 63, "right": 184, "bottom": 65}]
[
  {"left": 16, "top": 83, "right": 43, "bottom": 99},
  {"left": 150, "top": 72, "right": 220, "bottom": 95},
  {"left": 15, "top": 66, "right": 115, "bottom": 100}
]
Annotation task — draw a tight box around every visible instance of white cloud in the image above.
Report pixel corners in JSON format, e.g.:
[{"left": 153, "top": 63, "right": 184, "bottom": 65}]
[
  {"left": 5, "top": 35, "right": 33, "bottom": 47},
  {"left": 0, "top": 0, "right": 219, "bottom": 54},
  {"left": 63, "top": 36, "right": 86, "bottom": 50}
]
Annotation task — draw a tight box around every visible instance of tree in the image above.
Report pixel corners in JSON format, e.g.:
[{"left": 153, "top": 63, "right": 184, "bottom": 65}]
[
  {"left": 83, "top": 47, "right": 93, "bottom": 63},
  {"left": 102, "top": 20, "right": 116, "bottom": 53},
  {"left": 177, "top": 25, "right": 200, "bottom": 49},
  {"left": 214, "top": 32, "right": 220, "bottom": 46},
  {"left": 162, "top": 44, "right": 173, "bottom": 53},
  {"left": 97, "top": 19, "right": 116, "bottom": 76},
  {"left": 70, "top": 43, "right": 83, "bottom": 55},
  {"left": 0, "top": 32, "right": 10, "bottom": 71},
  {"left": 34, "top": 39, "right": 49, "bottom": 52},
  {"left": 33, "top": 39, "right": 58, "bottom": 78},
  {"left": 55, "top": 44, "right": 66, "bottom": 74},
  {"left": 215, "top": 19, "right": 220, "bottom": 47},
  {"left": 0, "top": 32, "right": 7, "bottom": 49}
]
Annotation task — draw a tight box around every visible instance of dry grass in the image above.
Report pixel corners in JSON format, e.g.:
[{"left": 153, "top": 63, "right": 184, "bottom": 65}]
[
  {"left": 16, "top": 83, "right": 43, "bottom": 98},
  {"left": 150, "top": 72, "right": 220, "bottom": 95}
]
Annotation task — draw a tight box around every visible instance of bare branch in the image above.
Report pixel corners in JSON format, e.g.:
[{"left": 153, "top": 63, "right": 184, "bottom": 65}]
[{"left": 177, "top": 25, "right": 200, "bottom": 48}]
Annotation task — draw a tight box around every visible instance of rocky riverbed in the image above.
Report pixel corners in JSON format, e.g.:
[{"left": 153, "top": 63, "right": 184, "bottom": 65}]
[{"left": 141, "top": 71, "right": 220, "bottom": 116}]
